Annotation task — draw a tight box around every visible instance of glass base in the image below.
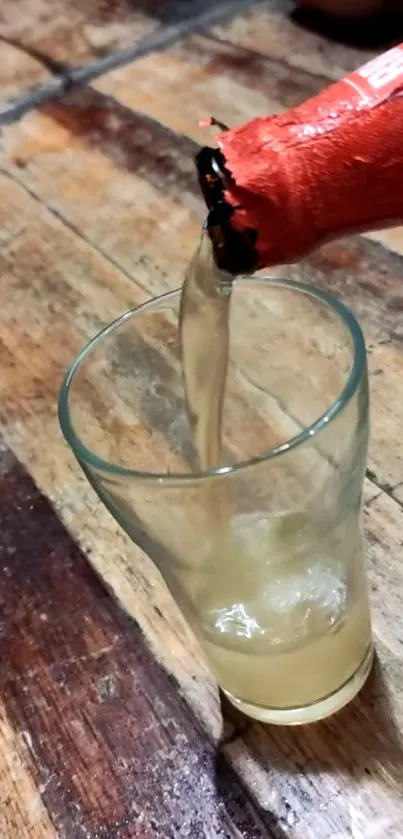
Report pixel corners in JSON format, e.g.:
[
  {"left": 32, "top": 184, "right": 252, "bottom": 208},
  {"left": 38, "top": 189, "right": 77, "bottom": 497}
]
[{"left": 222, "top": 643, "right": 374, "bottom": 725}]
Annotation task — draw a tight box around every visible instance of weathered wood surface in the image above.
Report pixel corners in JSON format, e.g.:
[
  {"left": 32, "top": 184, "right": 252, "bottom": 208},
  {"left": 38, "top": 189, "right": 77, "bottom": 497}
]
[
  {"left": 0, "top": 699, "right": 56, "bottom": 839},
  {"left": 0, "top": 0, "right": 156, "bottom": 63},
  {"left": 0, "top": 41, "right": 49, "bottom": 103},
  {"left": 0, "top": 443, "right": 270, "bottom": 838},
  {"left": 0, "top": 0, "right": 260, "bottom": 65},
  {"left": 1, "top": 1, "right": 403, "bottom": 837}
]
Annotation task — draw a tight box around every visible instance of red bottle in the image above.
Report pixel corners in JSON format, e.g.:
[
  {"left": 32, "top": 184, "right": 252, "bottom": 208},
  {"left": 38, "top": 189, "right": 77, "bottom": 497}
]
[{"left": 196, "top": 44, "right": 403, "bottom": 274}]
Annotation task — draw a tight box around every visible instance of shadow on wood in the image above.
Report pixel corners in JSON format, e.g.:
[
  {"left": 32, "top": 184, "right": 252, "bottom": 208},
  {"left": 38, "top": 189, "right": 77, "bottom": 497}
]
[
  {"left": 217, "top": 651, "right": 403, "bottom": 782},
  {"left": 291, "top": 4, "right": 403, "bottom": 49}
]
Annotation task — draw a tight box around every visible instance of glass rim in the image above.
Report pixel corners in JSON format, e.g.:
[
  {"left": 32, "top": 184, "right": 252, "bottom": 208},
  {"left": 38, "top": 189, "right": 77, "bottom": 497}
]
[{"left": 58, "top": 277, "right": 367, "bottom": 484}]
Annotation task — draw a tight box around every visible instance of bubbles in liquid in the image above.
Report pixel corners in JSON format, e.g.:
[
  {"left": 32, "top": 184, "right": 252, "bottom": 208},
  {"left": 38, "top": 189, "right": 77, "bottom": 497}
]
[
  {"left": 196, "top": 512, "right": 371, "bottom": 711},
  {"left": 198, "top": 512, "right": 355, "bottom": 654}
]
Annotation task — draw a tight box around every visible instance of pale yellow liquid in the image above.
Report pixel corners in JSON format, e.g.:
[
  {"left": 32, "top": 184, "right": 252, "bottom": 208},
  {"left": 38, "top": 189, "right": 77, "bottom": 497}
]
[{"left": 197, "top": 512, "right": 372, "bottom": 719}]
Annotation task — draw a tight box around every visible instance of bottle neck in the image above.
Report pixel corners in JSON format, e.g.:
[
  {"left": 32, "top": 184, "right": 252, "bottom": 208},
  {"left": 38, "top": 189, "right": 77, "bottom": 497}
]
[{"left": 195, "top": 146, "right": 259, "bottom": 276}]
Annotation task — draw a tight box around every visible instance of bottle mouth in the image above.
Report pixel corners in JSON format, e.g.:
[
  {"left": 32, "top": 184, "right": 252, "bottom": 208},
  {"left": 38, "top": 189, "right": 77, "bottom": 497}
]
[
  {"left": 195, "top": 146, "right": 259, "bottom": 276},
  {"left": 196, "top": 146, "right": 229, "bottom": 210}
]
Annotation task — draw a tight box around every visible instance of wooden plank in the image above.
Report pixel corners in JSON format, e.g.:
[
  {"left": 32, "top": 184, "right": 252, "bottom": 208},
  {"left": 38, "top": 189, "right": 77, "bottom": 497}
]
[
  {"left": 0, "top": 94, "right": 200, "bottom": 293},
  {"left": 0, "top": 701, "right": 56, "bottom": 839},
  {"left": 0, "top": 442, "right": 271, "bottom": 839},
  {"left": 0, "top": 171, "right": 222, "bottom": 739},
  {"left": 0, "top": 41, "right": 49, "bottom": 102},
  {"left": 0, "top": 443, "right": 401, "bottom": 839},
  {"left": 1, "top": 116, "right": 403, "bottom": 839},
  {"left": 0, "top": 0, "right": 164, "bottom": 63},
  {"left": 0, "top": 0, "right": 253, "bottom": 65},
  {"left": 0, "top": 0, "right": 387, "bottom": 76},
  {"left": 211, "top": 1, "right": 379, "bottom": 82},
  {"left": 225, "top": 655, "right": 403, "bottom": 839},
  {"left": 93, "top": 30, "right": 328, "bottom": 147}
]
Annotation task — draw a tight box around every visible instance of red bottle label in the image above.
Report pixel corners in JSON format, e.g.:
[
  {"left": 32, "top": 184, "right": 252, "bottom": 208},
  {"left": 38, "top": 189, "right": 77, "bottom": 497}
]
[{"left": 345, "top": 44, "right": 403, "bottom": 102}]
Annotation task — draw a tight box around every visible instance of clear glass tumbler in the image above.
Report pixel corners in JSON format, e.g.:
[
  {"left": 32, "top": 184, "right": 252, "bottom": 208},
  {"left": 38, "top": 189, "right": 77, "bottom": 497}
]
[{"left": 59, "top": 278, "right": 373, "bottom": 725}]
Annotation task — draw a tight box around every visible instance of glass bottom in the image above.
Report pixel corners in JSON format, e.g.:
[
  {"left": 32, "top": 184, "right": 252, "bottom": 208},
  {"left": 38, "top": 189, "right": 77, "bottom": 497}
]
[{"left": 222, "top": 643, "right": 374, "bottom": 725}]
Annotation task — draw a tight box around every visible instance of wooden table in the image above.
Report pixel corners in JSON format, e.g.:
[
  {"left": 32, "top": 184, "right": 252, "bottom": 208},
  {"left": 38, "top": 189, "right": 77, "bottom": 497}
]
[{"left": 1, "top": 2, "right": 403, "bottom": 836}]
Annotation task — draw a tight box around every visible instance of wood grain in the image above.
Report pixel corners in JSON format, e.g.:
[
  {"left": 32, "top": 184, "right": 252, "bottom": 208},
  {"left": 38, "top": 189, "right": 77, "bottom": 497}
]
[
  {"left": 0, "top": 170, "right": 221, "bottom": 738},
  {"left": 0, "top": 442, "right": 272, "bottom": 838},
  {"left": 1, "top": 4, "right": 403, "bottom": 837},
  {"left": 211, "top": 1, "right": 379, "bottom": 81},
  {"left": 0, "top": 0, "right": 160, "bottom": 63},
  {"left": 0, "top": 41, "right": 49, "bottom": 101},
  {"left": 0, "top": 701, "right": 56, "bottom": 839},
  {"left": 225, "top": 655, "right": 403, "bottom": 838},
  {"left": 0, "top": 1, "right": 150, "bottom": 65},
  {"left": 93, "top": 31, "right": 328, "bottom": 147},
  {"left": 0, "top": 0, "right": 254, "bottom": 64}
]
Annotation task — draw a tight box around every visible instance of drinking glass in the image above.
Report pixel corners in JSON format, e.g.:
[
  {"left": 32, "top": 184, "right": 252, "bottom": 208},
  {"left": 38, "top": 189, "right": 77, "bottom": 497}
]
[{"left": 59, "top": 278, "right": 373, "bottom": 725}]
